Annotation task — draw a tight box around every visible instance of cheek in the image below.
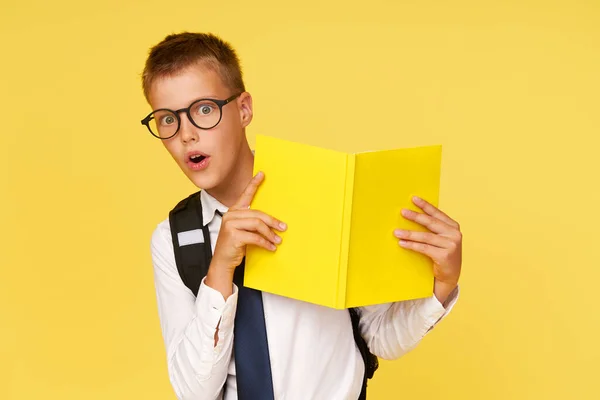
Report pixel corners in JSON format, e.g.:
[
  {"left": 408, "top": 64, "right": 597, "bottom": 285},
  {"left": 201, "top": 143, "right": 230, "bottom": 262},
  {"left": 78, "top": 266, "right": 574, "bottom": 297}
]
[
  {"left": 162, "top": 139, "right": 182, "bottom": 161},
  {"left": 211, "top": 117, "right": 242, "bottom": 146},
  {"left": 223, "top": 107, "right": 243, "bottom": 129},
  {"left": 207, "top": 128, "right": 239, "bottom": 165}
]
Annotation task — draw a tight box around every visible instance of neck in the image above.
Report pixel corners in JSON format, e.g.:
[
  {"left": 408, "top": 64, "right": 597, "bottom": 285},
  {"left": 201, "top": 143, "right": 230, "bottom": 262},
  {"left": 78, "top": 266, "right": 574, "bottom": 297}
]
[{"left": 206, "top": 139, "right": 254, "bottom": 208}]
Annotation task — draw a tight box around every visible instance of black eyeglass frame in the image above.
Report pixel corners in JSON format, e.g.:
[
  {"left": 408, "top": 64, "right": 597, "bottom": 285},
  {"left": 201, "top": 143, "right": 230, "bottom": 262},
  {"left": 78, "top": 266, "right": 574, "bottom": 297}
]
[{"left": 140, "top": 92, "right": 242, "bottom": 139}]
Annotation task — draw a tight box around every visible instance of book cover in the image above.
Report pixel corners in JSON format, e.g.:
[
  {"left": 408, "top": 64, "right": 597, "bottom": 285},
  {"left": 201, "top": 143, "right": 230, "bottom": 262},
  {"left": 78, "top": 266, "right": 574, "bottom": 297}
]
[{"left": 245, "top": 134, "right": 442, "bottom": 309}]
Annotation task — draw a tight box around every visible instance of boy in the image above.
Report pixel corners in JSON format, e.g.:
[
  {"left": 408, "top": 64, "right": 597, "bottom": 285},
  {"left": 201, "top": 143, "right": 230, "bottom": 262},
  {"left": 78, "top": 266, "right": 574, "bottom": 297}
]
[{"left": 142, "top": 32, "right": 462, "bottom": 400}]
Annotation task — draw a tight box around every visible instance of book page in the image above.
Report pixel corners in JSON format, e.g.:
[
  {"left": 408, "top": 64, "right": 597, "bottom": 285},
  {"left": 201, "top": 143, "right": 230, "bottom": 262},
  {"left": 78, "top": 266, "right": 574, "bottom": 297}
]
[
  {"left": 345, "top": 145, "right": 442, "bottom": 307},
  {"left": 245, "top": 135, "right": 349, "bottom": 308}
]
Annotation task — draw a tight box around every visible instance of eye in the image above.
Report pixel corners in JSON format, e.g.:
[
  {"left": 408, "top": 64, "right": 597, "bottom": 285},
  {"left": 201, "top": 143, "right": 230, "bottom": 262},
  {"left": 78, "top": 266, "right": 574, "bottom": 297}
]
[
  {"left": 160, "top": 114, "right": 176, "bottom": 126},
  {"left": 195, "top": 103, "right": 215, "bottom": 116}
]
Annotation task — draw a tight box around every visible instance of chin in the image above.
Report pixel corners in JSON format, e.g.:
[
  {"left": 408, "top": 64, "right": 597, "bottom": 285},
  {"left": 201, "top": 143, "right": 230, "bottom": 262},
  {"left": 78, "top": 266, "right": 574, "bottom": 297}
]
[{"left": 187, "top": 170, "right": 222, "bottom": 191}]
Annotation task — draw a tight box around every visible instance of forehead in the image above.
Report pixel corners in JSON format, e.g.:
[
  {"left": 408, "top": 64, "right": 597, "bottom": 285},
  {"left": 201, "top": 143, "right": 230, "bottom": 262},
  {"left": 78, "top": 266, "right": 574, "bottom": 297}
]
[{"left": 148, "top": 65, "right": 228, "bottom": 110}]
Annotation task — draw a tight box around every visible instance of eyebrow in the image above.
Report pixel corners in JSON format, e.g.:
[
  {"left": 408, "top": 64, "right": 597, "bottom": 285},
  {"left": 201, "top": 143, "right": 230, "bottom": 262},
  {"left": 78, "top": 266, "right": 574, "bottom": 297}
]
[
  {"left": 154, "top": 95, "right": 222, "bottom": 111},
  {"left": 150, "top": 95, "right": 224, "bottom": 113}
]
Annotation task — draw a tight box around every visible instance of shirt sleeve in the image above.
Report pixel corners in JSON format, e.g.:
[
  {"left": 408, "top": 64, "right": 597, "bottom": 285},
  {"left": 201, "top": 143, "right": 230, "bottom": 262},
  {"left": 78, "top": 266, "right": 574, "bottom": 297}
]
[
  {"left": 357, "top": 286, "right": 459, "bottom": 360},
  {"left": 150, "top": 221, "right": 238, "bottom": 400}
]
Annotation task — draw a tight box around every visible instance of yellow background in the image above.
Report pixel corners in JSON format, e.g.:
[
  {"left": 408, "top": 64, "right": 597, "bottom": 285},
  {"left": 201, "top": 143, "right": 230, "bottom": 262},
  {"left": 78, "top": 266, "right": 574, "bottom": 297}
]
[{"left": 1, "top": 0, "right": 599, "bottom": 399}]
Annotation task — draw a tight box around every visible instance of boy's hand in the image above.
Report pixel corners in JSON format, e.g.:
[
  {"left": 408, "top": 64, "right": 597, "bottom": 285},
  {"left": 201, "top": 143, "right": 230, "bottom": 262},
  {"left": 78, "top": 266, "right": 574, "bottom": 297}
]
[
  {"left": 210, "top": 171, "right": 287, "bottom": 277},
  {"left": 393, "top": 196, "right": 462, "bottom": 305}
]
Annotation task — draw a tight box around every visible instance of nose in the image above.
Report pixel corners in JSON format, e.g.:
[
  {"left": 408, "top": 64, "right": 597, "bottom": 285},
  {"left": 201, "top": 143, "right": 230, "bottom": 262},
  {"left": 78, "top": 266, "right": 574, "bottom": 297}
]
[{"left": 178, "top": 113, "right": 199, "bottom": 144}]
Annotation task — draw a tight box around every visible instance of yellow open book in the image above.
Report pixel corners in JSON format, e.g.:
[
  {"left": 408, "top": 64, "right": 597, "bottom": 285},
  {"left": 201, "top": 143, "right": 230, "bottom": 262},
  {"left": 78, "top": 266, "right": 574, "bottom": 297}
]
[{"left": 245, "top": 134, "right": 442, "bottom": 309}]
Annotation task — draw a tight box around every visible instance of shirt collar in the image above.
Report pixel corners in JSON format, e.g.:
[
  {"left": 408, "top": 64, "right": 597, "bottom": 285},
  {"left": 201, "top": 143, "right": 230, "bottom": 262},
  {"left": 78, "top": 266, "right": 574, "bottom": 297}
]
[{"left": 200, "top": 189, "right": 229, "bottom": 226}]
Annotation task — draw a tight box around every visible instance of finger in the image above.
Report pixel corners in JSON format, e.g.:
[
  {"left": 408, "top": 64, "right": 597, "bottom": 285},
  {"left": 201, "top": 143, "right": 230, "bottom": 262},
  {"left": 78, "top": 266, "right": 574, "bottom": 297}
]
[
  {"left": 232, "top": 171, "right": 265, "bottom": 210},
  {"left": 230, "top": 218, "right": 282, "bottom": 246},
  {"left": 401, "top": 209, "right": 454, "bottom": 234},
  {"left": 236, "top": 230, "right": 277, "bottom": 252},
  {"left": 411, "top": 196, "right": 459, "bottom": 229},
  {"left": 393, "top": 229, "right": 453, "bottom": 248},
  {"left": 398, "top": 239, "right": 444, "bottom": 259},
  {"left": 226, "top": 209, "right": 287, "bottom": 231}
]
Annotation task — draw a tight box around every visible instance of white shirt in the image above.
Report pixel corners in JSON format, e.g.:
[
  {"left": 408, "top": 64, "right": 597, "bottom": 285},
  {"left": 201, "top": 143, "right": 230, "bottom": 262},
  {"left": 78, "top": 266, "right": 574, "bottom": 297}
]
[{"left": 150, "top": 189, "right": 459, "bottom": 400}]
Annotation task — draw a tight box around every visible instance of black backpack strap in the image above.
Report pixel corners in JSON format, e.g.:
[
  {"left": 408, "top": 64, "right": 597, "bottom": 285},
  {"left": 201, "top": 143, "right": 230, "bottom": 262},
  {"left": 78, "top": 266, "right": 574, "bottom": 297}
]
[
  {"left": 168, "top": 191, "right": 378, "bottom": 397},
  {"left": 349, "top": 307, "right": 379, "bottom": 399},
  {"left": 168, "top": 190, "right": 213, "bottom": 296}
]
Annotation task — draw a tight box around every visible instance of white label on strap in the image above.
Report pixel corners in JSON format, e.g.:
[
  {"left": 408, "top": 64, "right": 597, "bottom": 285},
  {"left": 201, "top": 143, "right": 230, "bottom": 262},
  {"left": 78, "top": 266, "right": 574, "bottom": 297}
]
[{"left": 177, "top": 229, "right": 204, "bottom": 246}]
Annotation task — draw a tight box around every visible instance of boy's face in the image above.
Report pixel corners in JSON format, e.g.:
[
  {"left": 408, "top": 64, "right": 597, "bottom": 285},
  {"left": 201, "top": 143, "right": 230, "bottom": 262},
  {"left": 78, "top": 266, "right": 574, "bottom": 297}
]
[{"left": 147, "top": 64, "right": 252, "bottom": 191}]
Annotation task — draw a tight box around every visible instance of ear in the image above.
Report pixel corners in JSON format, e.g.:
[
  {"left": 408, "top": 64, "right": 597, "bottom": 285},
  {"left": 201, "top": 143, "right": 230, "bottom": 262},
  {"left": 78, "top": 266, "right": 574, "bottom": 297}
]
[{"left": 238, "top": 92, "right": 253, "bottom": 128}]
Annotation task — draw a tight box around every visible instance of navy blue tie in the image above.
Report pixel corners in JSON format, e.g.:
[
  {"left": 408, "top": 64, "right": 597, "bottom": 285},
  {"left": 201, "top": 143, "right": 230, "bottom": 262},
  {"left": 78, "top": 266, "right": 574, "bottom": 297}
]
[{"left": 231, "top": 258, "right": 275, "bottom": 400}]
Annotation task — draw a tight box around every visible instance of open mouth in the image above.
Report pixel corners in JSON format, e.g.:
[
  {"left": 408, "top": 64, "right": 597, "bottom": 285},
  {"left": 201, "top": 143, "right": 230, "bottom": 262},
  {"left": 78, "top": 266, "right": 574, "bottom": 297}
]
[
  {"left": 186, "top": 152, "right": 210, "bottom": 171},
  {"left": 189, "top": 154, "right": 206, "bottom": 164}
]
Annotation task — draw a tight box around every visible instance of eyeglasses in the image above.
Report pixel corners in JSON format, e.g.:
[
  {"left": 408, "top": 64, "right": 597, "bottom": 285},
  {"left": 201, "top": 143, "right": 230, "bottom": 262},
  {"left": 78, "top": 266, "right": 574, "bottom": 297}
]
[{"left": 140, "top": 93, "right": 242, "bottom": 139}]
